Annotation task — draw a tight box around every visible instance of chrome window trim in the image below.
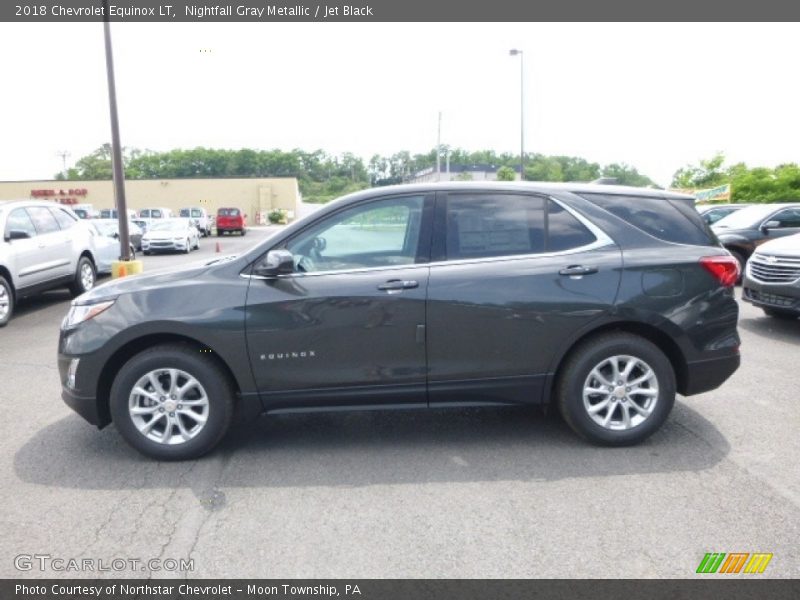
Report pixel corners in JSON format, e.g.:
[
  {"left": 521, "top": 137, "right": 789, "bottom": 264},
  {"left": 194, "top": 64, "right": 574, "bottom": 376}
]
[{"left": 241, "top": 194, "right": 615, "bottom": 280}]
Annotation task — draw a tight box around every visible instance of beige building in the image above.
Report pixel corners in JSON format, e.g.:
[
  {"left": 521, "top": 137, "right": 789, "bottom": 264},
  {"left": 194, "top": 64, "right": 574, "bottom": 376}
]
[{"left": 0, "top": 177, "right": 301, "bottom": 224}]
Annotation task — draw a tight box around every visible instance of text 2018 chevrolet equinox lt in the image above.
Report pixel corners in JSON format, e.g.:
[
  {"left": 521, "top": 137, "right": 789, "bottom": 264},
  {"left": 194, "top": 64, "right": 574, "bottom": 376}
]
[{"left": 58, "top": 183, "right": 741, "bottom": 460}]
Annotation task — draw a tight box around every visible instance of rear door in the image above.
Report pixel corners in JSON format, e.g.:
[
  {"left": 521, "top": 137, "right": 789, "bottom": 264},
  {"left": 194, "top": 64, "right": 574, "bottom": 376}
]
[
  {"left": 426, "top": 191, "right": 622, "bottom": 406},
  {"left": 24, "top": 206, "right": 72, "bottom": 281}
]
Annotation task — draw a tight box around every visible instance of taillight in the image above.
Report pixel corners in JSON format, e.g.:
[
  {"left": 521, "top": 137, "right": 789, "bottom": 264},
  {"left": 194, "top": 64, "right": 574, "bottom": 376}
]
[{"left": 700, "top": 255, "right": 740, "bottom": 287}]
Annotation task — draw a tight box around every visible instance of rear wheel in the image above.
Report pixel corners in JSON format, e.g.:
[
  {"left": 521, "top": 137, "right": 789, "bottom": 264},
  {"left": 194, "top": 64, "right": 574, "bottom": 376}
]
[
  {"left": 763, "top": 307, "right": 797, "bottom": 320},
  {"left": 0, "top": 276, "right": 13, "bottom": 327},
  {"left": 69, "top": 257, "right": 96, "bottom": 297},
  {"left": 241, "top": 229, "right": 246, "bottom": 236},
  {"left": 557, "top": 333, "right": 676, "bottom": 446},
  {"left": 109, "top": 344, "right": 235, "bottom": 460}
]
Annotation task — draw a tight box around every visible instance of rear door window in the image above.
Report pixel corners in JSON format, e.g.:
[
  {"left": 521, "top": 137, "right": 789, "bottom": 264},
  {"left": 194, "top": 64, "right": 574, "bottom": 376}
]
[
  {"left": 50, "top": 207, "right": 78, "bottom": 230},
  {"left": 441, "top": 194, "right": 596, "bottom": 260}
]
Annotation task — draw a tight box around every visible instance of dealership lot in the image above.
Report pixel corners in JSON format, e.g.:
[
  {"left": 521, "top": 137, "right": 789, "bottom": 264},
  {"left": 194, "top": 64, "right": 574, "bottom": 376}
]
[{"left": 0, "top": 226, "right": 798, "bottom": 578}]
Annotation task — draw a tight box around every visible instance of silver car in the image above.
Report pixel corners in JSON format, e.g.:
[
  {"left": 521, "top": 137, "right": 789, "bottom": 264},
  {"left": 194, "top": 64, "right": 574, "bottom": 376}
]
[
  {"left": 0, "top": 200, "right": 99, "bottom": 326},
  {"left": 141, "top": 218, "right": 201, "bottom": 255}
]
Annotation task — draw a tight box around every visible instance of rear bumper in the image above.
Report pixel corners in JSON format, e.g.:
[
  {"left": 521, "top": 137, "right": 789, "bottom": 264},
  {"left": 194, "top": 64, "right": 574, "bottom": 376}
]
[{"left": 683, "top": 353, "right": 741, "bottom": 396}]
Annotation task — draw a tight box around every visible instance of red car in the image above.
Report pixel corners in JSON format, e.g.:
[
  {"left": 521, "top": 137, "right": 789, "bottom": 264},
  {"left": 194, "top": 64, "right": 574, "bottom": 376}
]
[{"left": 216, "top": 208, "right": 247, "bottom": 236}]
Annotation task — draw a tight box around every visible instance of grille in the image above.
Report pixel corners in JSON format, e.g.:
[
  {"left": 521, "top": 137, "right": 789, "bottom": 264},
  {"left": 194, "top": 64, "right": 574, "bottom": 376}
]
[
  {"left": 745, "top": 288, "right": 798, "bottom": 308},
  {"left": 748, "top": 253, "right": 800, "bottom": 283},
  {"left": 150, "top": 241, "right": 174, "bottom": 247}
]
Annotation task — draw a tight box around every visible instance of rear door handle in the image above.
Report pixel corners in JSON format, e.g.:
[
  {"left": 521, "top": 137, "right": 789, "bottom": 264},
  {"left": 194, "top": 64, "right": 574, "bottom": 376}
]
[
  {"left": 559, "top": 265, "right": 598, "bottom": 277},
  {"left": 377, "top": 279, "right": 419, "bottom": 291}
]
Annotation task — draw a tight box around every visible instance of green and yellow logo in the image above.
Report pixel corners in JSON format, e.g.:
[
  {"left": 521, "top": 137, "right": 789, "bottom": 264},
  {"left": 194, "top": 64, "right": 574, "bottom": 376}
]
[{"left": 696, "top": 552, "right": 773, "bottom": 574}]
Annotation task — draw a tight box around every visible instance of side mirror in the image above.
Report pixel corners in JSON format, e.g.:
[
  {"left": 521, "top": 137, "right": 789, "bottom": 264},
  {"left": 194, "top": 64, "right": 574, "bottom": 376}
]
[
  {"left": 762, "top": 220, "right": 780, "bottom": 232},
  {"left": 6, "top": 229, "right": 31, "bottom": 241},
  {"left": 253, "top": 249, "right": 295, "bottom": 278}
]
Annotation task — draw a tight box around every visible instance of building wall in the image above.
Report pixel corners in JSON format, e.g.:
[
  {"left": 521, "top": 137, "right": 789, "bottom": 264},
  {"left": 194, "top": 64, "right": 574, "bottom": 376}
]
[{"left": 0, "top": 177, "right": 301, "bottom": 223}]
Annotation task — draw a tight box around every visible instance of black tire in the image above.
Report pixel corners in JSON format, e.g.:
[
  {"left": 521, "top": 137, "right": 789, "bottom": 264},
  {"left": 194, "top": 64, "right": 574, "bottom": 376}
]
[
  {"left": 184, "top": 239, "right": 191, "bottom": 254},
  {"left": 109, "top": 344, "right": 235, "bottom": 460},
  {"left": 69, "top": 256, "right": 96, "bottom": 297},
  {"left": 0, "top": 275, "right": 13, "bottom": 327},
  {"left": 557, "top": 332, "right": 676, "bottom": 446},
  {"left": 129, "top": 246, "right": 136, "bottom": 260},
  {"left": 730, "top": 250, "right": 746, "bottom": 283},
  {"left": 241, "top": 229, "right": 246, "bottom": 236},
  {"left": 143, "top": 250, "right": 151, "bottom": 256},
  {"left": 763, "top": 307, "right": 798, "bottom": 320}
]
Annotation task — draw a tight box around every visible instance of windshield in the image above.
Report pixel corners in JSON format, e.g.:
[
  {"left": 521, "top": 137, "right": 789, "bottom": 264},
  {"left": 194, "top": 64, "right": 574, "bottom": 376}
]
[
  {"left": 94, "top": 221, "right": 117, "bottom": 235},
  {"left": 218, "top": 208, "right": 239, "bottom": 216},
  {"left": 713, "top": 204, "right": 781, "bottom": 229},
  {"left": 148, "top": 219, "right": 187, "bottom": 231}
]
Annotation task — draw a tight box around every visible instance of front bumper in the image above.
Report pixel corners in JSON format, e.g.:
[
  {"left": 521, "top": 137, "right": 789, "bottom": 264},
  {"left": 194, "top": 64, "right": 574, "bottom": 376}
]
[
  {"left": 742, "top": 277, "right": 800, "bottom": 314},
  {"left": 142, "top": 239, "right": 188, "bottom": 252},
  {"left": 57, "top": 354, "right": 103, "bottom": 427}
]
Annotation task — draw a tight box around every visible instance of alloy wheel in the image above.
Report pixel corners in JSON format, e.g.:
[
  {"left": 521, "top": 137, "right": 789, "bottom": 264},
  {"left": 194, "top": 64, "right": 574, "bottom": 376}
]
[{"left": 582, "top": 355, "right": 659, "bottom": 431}]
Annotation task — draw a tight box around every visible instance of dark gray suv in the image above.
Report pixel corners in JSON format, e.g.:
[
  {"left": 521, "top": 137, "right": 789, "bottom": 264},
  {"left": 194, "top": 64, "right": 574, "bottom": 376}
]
[{"left": 58, "top": 182, "right": 741, "bottom": 459}]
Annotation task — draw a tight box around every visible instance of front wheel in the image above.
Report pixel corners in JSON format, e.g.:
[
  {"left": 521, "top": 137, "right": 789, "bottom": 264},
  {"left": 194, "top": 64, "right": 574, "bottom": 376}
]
[
  {"left": 109, "top": 344, "right": 235, "bottom": 460},
  {"left": 557, "top": 333, "right": 676, "bottom": 446},
  {"left": 0, "top": 276, "right": 13, "bottom": 327},
  {"left": 69, "top": 256, "right": 96, "bottom": 297}
]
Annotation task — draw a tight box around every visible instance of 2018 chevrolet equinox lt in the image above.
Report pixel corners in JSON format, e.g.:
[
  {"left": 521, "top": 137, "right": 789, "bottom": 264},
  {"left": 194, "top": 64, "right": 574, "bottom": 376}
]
[{"left": 58, "top": 182, "right": 741, "bottom": 459}]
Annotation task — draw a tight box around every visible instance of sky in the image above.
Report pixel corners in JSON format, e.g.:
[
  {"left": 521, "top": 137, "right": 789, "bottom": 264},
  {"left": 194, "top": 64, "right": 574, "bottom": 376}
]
[{"left": 1, "top": 22, "right": 799, "bottom": 187}]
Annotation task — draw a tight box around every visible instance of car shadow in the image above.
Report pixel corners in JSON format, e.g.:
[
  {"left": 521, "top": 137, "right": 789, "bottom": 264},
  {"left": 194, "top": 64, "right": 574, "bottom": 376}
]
[
  {"left": 9, "top": 289, "right": 74, "bottom": 320},
  {"left": 15, "top": 401, "right": 729, "bottom": 497},
  {"left": 738, "top": 312, "right": 800, "bottom": 343}
]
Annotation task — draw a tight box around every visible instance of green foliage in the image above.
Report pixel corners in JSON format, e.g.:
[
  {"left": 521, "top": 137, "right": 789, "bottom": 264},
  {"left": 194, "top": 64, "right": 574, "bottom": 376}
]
[
  {"left": 671, "top": 154, "right": 800, "bottom": 203},
  {"left": 60, "top": 144, "right": 660, "bottom": 204},
  {"left": 601, "top": 163, "right": 655, "bottom": 187},
  {"left": 496, "top": 166, "right": 516, "bottom": 181},
  {"left": 267, "top": 209, "right": 286, "bottom": 224},
  {"left": 455, "top": 171, "right": 474, "bottom": 181}
]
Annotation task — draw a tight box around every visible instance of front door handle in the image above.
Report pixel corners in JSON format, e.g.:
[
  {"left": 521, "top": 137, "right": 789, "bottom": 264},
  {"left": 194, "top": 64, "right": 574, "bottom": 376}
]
[
  {"left": 377, "top": 279, "right": 419, "bottom": 291},
  {"left": 559, "top": 265, "right": 598, "bottom": 277}
]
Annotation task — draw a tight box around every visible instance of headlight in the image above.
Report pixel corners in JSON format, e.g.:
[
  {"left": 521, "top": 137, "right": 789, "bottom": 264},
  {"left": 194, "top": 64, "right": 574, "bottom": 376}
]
[{"left": 63, "top": 300, "right": 116, "bottom": 329}]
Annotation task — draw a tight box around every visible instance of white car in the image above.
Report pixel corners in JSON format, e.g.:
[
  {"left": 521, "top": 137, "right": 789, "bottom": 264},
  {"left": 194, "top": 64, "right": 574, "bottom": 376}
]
[{"left": 141, "top": 218, "right": 201, "bottom": 255}]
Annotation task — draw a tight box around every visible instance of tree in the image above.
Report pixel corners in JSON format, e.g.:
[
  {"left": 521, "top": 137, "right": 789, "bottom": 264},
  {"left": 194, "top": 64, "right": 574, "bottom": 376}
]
[
  {"left": 601, "top": 163, "right": 654, "bottom": 187},
  {"left": 671, "top": 153, "right": 727, "bottom": 189},
  {"left": 496, "top": 166, "right": 516, "bottom": 181}
]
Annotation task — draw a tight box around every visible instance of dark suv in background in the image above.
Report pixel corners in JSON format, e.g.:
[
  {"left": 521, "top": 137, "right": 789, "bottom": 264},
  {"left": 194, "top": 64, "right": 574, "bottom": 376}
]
[
  {"left": 711, "top": 203, "right": 800, "bottom": 273},
  {"left": 58, "top": 182, "right": 741, "bottom": 459}
]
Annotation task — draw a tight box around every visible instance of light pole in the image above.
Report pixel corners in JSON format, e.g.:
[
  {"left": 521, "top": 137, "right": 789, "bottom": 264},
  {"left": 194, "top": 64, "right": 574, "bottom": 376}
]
[
  {"left": 509, "top": 49, "right": 524, "bottom": 180},
  {"left": 101, "top": 0, "right": 132, "bottom": 262}
]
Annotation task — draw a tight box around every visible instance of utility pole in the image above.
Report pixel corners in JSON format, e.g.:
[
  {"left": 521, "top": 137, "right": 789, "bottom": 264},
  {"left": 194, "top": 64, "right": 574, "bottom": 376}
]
[
  {"left": 509, "top": 49, "right": 525, "bottom": 180},
  {"left": 436, "top": 111, "right": 442, "bottom": 182},
  {"left": 56, "top": 151, "right": 70, "bottom": 179},
  {"left": 101, "top": 0, "right": 131, "bottom": 262}
]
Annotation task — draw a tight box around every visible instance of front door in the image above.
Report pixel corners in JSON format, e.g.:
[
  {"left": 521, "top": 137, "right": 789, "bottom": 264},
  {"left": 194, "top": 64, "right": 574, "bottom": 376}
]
[{"left": 245, "top": 193, "right": 432, "bottom": 409}]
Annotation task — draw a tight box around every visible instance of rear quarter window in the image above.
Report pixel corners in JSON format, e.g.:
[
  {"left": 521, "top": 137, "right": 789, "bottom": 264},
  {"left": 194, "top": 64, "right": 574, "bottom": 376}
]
[{"left": 578, "top": 193, "right": 715, "bottom": 246}]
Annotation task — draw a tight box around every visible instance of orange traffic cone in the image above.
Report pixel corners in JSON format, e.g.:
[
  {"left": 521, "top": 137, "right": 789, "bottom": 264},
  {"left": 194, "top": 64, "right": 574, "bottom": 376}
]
[
  {"left": 118, "top": 263, "right": 127, "bottom": 278},
  {"left": 215, "top": 241, "right": 221, "bottom": 253}
]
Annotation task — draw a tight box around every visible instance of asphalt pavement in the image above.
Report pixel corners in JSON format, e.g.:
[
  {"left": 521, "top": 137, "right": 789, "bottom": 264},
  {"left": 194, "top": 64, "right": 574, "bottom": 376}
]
[{"left": 1, "top": 230, "right": 798, "bottom": 578}]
